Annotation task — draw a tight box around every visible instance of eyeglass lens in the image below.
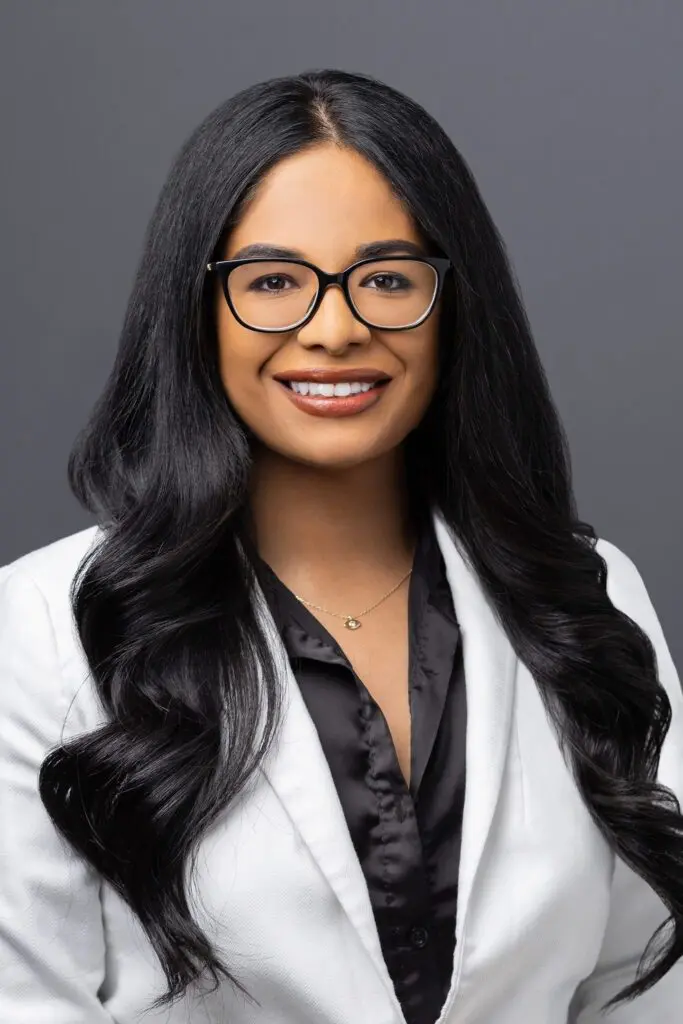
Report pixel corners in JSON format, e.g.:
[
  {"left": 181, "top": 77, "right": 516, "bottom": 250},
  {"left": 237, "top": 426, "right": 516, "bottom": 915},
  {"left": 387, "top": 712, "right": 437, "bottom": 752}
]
[{"left": 226, "top": 259, "right": 439, "bottom": 330}]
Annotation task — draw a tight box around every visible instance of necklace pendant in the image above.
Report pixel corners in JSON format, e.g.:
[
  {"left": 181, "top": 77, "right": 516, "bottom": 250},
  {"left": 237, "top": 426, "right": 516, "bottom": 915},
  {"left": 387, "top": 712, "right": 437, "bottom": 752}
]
[{"left": 344, "top": 617, "right": 362, "bottom": 630}]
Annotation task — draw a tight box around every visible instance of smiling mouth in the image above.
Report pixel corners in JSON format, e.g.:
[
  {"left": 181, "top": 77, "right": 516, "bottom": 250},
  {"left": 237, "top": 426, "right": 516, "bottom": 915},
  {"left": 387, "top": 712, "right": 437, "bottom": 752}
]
[
  {"left": 281, "top": 379, "right": 389, "bottom": 397},
  {"left": 272, "top": 367, "right": 392, "bottom": 394},
  {"left": 273, "top": 375, "right": 391, "bottom": 418}
]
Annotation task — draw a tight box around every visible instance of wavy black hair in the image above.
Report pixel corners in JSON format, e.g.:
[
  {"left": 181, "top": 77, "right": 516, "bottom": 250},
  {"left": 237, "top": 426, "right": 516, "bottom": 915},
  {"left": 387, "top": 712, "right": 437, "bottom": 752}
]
[{"left": 38, "top": 68, "right": 683, "bottom": 1015}]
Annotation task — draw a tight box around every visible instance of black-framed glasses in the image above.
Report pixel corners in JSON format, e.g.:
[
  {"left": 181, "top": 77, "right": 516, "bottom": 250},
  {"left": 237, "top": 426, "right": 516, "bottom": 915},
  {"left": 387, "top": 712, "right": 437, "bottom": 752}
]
[{"left": 205, "top": 255, "right": 452, "bottom": 333}]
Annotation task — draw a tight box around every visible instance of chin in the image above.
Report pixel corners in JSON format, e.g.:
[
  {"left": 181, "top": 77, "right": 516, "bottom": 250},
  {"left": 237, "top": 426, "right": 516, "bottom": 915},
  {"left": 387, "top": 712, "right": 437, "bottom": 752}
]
[{"left": 277, "top": 442, "right": 391, "bottom": 471}]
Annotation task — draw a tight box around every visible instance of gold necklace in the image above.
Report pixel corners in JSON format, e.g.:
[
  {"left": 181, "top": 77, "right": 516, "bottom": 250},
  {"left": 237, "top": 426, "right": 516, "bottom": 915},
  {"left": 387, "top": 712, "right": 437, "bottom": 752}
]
[{"left": 293, "top": 567, "right": 413, "bottom": 630}]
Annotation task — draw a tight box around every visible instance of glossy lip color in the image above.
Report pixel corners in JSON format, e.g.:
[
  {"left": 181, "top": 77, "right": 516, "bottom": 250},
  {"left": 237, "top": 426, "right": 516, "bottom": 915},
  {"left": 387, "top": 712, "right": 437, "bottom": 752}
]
[{"left": 275, "top": 379, "right": 389, "bottom": 418}]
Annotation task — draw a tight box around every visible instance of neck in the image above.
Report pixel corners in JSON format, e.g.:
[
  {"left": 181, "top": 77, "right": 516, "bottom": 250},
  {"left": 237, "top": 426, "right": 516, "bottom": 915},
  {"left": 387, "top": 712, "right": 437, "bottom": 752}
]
[{"left": 246, "top": 444, "right": 419, "bottom": 597}]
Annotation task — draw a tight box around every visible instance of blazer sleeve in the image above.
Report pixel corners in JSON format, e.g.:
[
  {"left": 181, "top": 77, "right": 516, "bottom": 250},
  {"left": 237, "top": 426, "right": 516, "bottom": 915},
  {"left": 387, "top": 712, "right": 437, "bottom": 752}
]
[
  {"left": 0, "top": 564, "right": 115, "bottom": 1022},
  {"left": 568, "top": 539, "right": 683, "bottom": 1023}
]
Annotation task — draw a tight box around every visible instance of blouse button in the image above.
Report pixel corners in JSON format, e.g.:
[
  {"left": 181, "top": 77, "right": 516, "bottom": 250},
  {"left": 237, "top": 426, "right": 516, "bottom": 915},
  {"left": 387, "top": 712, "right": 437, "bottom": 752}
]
[{"left": 409, "top": 926, "right": 429, "bottom": 949}]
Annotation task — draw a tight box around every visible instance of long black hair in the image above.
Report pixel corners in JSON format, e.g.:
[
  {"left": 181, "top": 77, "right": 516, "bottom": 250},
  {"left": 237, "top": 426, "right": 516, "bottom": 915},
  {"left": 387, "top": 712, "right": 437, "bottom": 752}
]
[{"left": 39, "top": 69, "right": 683, "bottom": 1014}]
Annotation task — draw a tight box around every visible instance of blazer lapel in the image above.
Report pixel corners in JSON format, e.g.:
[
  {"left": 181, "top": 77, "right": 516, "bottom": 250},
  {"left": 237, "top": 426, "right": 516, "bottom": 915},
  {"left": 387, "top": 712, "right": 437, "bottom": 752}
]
[
  {"left": 255, "top": 509, "right": 518, "bottom": 1002},
  {"left": 431, "top": 512, "right": 517, "bottom": 962}
]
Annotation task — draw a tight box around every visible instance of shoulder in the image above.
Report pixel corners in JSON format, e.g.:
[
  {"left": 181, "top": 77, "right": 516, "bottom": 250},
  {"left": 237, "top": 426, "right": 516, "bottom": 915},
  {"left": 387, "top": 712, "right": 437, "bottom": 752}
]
[
  {"left": 0, "top": 524, "right": 104, "bottom": 700},
  {"left": 1, "top": 522, "right": 102, "bottom": 590},
  {"left": 594, "top": 535, "right": 668, "bottom": 656},
  {"left": 594, "top": 535, "right": 666, "bottom": 638},
  {"left": 594, "top": 533, "right": 682, "bottom": 714},
  {"left": 594, "top": 535, "right": 646, "bottom": 590}
]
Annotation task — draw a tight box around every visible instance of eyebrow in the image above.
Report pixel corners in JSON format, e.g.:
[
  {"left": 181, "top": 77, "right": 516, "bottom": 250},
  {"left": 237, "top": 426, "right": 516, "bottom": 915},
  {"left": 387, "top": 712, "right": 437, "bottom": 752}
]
[{"left": 228, "top": 238, "right": 428, "bottom": 262}]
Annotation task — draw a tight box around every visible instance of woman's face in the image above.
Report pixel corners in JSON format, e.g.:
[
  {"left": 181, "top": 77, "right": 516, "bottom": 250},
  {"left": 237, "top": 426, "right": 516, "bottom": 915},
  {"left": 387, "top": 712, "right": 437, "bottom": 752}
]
[{"left": 213, "top": 143, "right": 442, "bottom": 470}]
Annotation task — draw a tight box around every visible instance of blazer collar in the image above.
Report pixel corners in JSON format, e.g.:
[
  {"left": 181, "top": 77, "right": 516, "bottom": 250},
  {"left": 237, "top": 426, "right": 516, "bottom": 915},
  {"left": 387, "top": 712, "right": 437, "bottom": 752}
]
[{"left": 254, "top": 508, "right": 518, "bottom": 1006}]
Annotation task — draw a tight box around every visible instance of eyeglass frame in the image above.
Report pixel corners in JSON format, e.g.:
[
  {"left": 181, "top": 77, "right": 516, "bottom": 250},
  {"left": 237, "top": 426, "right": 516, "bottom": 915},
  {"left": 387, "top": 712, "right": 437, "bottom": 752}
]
[{"left": 205, "top": 254, "right": 453, "bottom": 333}]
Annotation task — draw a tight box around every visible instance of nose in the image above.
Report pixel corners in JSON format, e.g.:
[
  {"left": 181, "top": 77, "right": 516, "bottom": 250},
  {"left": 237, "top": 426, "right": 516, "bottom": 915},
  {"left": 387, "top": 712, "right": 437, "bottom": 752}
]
[{"left": 295, "top": 282, "right": 371, "bottom": 354}]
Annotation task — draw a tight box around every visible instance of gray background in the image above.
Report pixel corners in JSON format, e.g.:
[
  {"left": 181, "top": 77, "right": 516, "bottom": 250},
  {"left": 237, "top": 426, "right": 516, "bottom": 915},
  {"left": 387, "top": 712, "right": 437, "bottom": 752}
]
[{"left": 1, "top": 2, "right": 681, "bottom": 666}]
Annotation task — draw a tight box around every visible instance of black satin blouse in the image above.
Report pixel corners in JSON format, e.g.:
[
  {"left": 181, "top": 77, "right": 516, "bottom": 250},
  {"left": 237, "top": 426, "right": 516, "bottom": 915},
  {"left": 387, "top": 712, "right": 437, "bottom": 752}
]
[{"left": 254, "top": 517, "right": 467, "bottom": 1024}]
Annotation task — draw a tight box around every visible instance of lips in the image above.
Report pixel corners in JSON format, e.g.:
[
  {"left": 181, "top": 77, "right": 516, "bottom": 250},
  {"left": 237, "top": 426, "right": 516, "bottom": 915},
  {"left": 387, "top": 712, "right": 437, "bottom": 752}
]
[
  {"left": 272, "top": 369, "right": 392, "bottom": 419},
  {"left": 272, "top": 368, "right": 392, "bottom": 385}
]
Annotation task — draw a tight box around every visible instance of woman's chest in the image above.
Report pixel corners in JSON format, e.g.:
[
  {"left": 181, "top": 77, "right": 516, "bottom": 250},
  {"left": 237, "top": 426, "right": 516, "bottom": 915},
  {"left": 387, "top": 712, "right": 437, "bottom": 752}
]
[{"left": 317, "top": 600, "right": 413, "bottom": 786}]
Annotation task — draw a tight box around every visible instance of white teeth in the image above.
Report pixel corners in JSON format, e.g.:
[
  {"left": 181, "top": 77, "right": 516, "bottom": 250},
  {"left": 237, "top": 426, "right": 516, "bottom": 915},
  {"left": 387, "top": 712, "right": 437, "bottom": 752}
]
[{"left": 288, "top": 380, "right": 379, "bottom": 396}]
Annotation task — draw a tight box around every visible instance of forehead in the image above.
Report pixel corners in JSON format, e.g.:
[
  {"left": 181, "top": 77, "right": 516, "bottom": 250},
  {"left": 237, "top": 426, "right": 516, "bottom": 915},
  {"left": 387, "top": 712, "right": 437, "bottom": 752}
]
[{"left": 224, "top": 144, "right": 421, "bottom": 264}]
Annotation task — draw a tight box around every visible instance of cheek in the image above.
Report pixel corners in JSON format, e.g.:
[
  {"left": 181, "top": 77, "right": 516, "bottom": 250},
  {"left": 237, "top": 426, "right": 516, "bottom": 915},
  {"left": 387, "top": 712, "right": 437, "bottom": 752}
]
[
  {"left": 215, "top": 316, "right": 270, "bottom": 420},
  {"left": 401, "top": 367, "right": 439, "bottom": 433},
  {"left": 403, "top": 331, "right": 440, "bottom": 408},
  {"left": 218, "top": 352, "right": 265, "bottom": 433}
]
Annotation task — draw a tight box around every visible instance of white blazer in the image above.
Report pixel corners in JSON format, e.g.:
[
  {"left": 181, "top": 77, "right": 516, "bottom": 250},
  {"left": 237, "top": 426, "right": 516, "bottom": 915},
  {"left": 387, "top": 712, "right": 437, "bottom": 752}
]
[{"left": 1, "top": 513, "right": 682, "bottom": 1024}]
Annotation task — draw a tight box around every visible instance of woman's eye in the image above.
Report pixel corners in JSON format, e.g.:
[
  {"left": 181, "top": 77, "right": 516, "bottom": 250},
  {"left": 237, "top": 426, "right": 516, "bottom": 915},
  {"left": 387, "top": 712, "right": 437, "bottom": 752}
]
[
  {"left": 250, "top": 275, "right": 293, "bottom": 292},
  {"left": 365, "top": 273, "right": 409, "bottom": 291}
]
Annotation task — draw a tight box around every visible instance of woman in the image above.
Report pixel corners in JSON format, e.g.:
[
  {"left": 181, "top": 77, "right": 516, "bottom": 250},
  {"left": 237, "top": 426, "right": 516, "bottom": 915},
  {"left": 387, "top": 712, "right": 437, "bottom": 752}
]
[{"left": 0, "top": 68, "right": 681, "bottom": 1024}]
